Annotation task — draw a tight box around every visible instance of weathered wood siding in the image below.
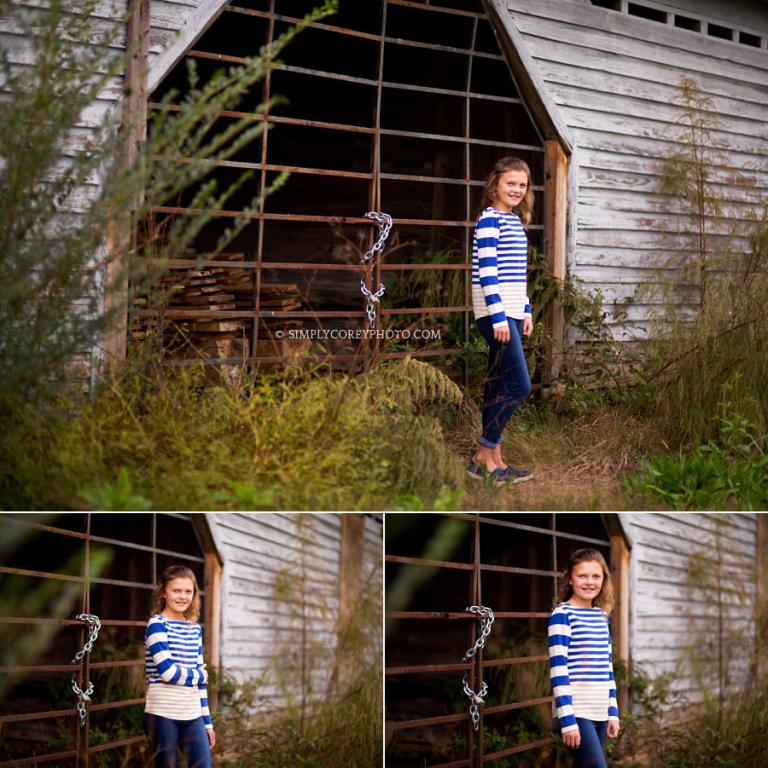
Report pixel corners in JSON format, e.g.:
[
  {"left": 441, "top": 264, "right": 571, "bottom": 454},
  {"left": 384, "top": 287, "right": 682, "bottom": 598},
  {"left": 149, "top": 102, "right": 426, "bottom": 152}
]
[
  {"left": 208, "top": 513, "right": 381, "bottom": 712},
  {"left": 499, "top": 0, "right": 768, "bottom": 340},
  {"left": 622, "top": 513, "right": 758, "bottom": 706}
]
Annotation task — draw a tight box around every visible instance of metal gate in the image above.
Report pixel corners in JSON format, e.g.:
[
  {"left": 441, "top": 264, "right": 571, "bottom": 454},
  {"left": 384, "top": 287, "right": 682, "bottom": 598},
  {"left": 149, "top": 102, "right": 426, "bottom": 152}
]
[
  {"left": 137, "top": 0, "right": 547, "bottom": 372},
  {"left": 385, "top": 513, "right": 614, "bottom": 767},
  {"left": 0, "top": 513, "right": 213, "bottom": 767}
]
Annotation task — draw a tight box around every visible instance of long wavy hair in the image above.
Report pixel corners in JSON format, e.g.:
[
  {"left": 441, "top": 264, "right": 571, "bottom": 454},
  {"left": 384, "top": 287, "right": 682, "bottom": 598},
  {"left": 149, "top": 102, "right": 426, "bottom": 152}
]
[
  {"left": 478, "top": 156, "right": 534, "bottom": 227},
  {"left": 151, "top": 565, "right": 201, "bottom": 622},
  {"left": 556, "top": 549, "right": 614, "bottom": 615}
]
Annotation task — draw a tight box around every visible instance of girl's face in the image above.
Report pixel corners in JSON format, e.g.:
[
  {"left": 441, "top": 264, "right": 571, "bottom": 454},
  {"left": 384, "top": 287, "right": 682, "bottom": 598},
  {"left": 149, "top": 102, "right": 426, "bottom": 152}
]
[
  {"left": 493, "top": 170, "right": 528, "bottom": 212},
  {"left": 163, "top": 577, "right": 195, "bottom": 617},
  {"left": 569, "top": 560, "right": 604, "bottom": 605}
]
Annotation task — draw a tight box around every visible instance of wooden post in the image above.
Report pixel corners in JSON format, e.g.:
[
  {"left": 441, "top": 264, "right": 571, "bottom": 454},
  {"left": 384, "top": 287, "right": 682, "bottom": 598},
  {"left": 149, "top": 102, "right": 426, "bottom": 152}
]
[
  {"left": 204, "top": 552, "right": 222, "bottom": 709},
  {"left": 610, "top": 534, "right": 630, "bottom": 715},
  {"left": 543, "top": 140, "right": 568, "bottom": 385},
  {"left": 757, "top": 515, "right": 768, "bottom": 683},
  {"left": 103, "top": 0, "right": 149, "bottom": 365}
]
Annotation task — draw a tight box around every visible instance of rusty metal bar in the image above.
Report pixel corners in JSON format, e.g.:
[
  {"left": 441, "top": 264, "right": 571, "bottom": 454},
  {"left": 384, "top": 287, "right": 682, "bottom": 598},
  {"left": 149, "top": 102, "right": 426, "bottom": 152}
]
[
  {"left": 162, "top": 156, "right": 374, "bottom": 180},
  {"left": 0, "top": 707, "right": 75, "bottom": 724},
  {"left": 0, "top": 566, "right": 81, "bottom": 582},
  {"left": 380, "top": 126, "right": 537, "bottom": 151},
  {"left": 386, "top": 35, "right": 503, "bottom": 60},
  {"left": 253, "top": 0, "right": 274, "bottom": 361},
  {"left": 151, "top": 206, "right": 545, "bottom": 230},
  {"left": 386, "top": 611, "right": 490, "bottom": 620},
  {"left": 87, "top": 735, "right": 146, "bottom": 755},
  {"left": 479, "top": 564, "right": 558, "bottom": 577},
  {"left": 149, "top": 102, "right": 377, "bottom": 135},
  {"left": 380, "top": 172, "right": 484, "bottom": 186},
  {"left": 222, "top": 4, "right": 501, "bottom": 61},
  {"left": 477, "top": 515, "right": 611, "bottom": 547},
  {"left": 482, "top": 696, "right": 554, "bottom": 716},
  {"left": 385, "top": 610, "right": 550, "bottom": 620},
  {"left": 482, "top": 737, "right": 553, "bottom": 762},
  {"left": 0, "top": 516, "right": 87, "bottom": 539},
  {"left": 89, "top": 697, "right": 145, "bottom": 713},
  {"left": 0, "top": 750, "right": 78, "bottom": 767},
  {"left": 474, "top": 514, "right": 482, "bottom": 767},
  {"left": 225, "top": 5, "right": 382, "bottom": 42},
  {"left": 388, "top": 0, "right": 484, "bottom": 19},
  {"left": 385, "top": 662, "right": 471, "bottom": 675},
  {"left": 138, "top": 259, "right": 467, "bottom": 271},
  {"left": 0, "top": 617, "right": 147, "bottom": 627},
  {"left": 134, "top": 306, "right": 472, "bottom": 319},
  {"left": 88, "top": 534, "right": 204, "bottom": 562},
  {"left": 433, "top": 760, "right": 471, "bottom": 768},
  {"left": 389, "top": 712, "right": 468, "bottom": 731},
  {"left": 482, "top": 655, "right": 548, "bottom": 668},
  {"left": 385, "top": 555, "right": 474, "bottom": 571},
  {"left": 186, "top": 51, "right": 520, "bottom": 105},
  {"left": 381, "top": 306, "right": 468, "bottom": 315}
]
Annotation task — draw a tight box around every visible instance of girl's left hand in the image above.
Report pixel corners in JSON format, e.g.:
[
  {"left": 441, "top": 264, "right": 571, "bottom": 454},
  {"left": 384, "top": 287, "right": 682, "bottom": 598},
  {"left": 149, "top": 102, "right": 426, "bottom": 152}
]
[
  {"left": 207, "top": 728, "right": 216, "bottom": 749},
  {"left": 607, "top": 720, "right": 620, "bottom": 739},
  {"left": 522, "top": 317, "right": 533, "bottom": 337}
]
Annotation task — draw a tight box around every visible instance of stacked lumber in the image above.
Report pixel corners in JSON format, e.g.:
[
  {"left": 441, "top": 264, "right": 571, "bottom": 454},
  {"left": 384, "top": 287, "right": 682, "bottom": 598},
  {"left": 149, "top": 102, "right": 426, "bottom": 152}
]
[{"left": 131, "top": 256, "right": 305, "bottom": 363}]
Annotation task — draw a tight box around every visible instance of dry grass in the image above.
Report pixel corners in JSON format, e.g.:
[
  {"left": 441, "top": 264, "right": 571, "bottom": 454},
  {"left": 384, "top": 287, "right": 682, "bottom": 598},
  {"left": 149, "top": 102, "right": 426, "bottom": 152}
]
[{"left": 451, "top": 402, "right": 665, "bottom": 511}]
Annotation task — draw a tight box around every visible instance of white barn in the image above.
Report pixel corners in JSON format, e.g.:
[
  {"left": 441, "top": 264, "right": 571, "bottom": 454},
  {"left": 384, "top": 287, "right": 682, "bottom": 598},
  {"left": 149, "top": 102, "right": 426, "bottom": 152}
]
[{"left": 3, "top": 0, "right": 766, "bottom": 373}]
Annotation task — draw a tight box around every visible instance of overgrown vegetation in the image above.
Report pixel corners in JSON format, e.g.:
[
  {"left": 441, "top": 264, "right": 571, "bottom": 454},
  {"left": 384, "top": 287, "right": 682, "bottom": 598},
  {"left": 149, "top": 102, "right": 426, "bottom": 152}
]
[
  {"left": 0, "top": 0, "right": 335, "bottom": 453},
  {"left": 1, "top": 355, "right": 466, "bottom": 510}
]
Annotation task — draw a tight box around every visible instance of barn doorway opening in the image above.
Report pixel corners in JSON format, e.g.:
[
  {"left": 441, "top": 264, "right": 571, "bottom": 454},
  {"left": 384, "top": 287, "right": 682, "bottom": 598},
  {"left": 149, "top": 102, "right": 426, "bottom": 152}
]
[
  {"left": 385, "top": 513, "right": 616, "bottom": 767},
  {"left": 0, "top": 513, "right": 217, "bottom": 768},
  {"left": 133, "top": 0, "right": 546, "bottom": 376}
]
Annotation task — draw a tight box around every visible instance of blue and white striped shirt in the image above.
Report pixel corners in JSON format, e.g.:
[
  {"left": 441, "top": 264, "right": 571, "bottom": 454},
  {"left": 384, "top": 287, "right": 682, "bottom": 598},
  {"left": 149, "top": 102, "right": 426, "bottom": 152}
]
[
  {"left": 548, "top": 603, "right": 619, "bottom": 732},
  {"left": 471, "top": 206, "right": 532, "bottom": 326},
  {"left": 144, "top": 615, "right": 212, "bottom": 727}
]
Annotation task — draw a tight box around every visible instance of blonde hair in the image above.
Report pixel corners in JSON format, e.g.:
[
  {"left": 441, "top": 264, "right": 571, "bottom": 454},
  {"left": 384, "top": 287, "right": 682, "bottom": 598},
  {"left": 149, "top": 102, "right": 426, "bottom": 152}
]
[
  {"left": 151, "top": 565, "right": 201, "bottom": 622},
  {"left": 479, "top": 156, "right": 534, "bottom": 227},
  {"left": 556, "top": 548, "right": 614, "bottom": 615}
]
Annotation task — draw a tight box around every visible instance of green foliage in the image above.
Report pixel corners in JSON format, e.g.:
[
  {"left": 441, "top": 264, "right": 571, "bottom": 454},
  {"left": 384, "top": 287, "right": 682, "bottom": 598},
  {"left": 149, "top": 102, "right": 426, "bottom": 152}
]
[
  {"left": 1, "top": 356, "right": 466, "bottom": 510},
  {"left": 624, "top": 382, "right": 768, "bottom": 509},
  {"left": 79, "top": 467, "right": 152, "bottom": 511},
  {"left": 644, "top": 77, "right": 768, "bottom": 449},
  {"left": 0, "top": 0, "right": 336, "bottom": 446}
]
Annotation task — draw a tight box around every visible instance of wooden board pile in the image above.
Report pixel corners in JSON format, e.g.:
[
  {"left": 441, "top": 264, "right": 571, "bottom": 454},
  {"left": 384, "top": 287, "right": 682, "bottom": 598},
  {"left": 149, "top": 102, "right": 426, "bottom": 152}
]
[{"left": 132, "top": 255, "right": 305, "bottom": 361}]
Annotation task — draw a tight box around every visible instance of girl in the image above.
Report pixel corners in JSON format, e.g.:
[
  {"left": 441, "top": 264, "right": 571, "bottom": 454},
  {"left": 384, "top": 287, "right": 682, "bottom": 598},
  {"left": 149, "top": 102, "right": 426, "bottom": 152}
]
[
  {"left": 144, "top": 565, "right": 215, "bottom": 768},
  {"left": 548, "top": 549, "right": 620, "bottom": 768},
  {"left": 468, "top": 156, "right": 534, "bottom": 485}
]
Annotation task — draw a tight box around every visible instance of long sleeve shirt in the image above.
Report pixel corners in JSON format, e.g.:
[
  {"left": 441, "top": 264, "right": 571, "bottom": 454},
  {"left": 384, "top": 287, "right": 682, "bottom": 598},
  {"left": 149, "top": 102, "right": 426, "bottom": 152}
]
[
  {"left": 144, "top": 614, "right": 212, "bottom": 728},
  {"left": 471, "top": 206, "right": 532, "bottom": 326},
  {"left": 548, "top": 603, "right": 619, "bottom": 733}
]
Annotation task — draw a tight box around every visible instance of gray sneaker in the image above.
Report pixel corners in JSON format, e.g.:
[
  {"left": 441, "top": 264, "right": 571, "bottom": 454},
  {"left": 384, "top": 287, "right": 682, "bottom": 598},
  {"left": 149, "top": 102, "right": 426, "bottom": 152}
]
[
  {"left": 466, "top": 460, "right": 508, "bottom": 487},
  {"left": 501, "top": 465, "right": 533, "bottom": 483}
]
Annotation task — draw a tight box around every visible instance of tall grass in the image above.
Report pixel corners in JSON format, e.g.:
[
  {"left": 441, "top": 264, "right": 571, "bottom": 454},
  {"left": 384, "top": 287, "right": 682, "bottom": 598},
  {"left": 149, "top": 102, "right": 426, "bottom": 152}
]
[{"left": 1, "top": 355, "right": 466, "bottom": 510}]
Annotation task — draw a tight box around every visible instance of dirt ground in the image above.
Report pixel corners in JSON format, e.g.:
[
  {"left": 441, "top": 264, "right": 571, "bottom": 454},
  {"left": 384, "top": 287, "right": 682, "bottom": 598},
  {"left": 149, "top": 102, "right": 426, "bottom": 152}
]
[{"left": 457, "top": 405, "right": 665, "bottom": 511}]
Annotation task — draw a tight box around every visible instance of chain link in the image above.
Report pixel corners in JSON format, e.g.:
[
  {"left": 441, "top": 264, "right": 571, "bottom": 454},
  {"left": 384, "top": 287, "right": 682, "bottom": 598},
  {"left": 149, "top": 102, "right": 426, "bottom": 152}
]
[
  {"left": 360, "top": 211, "right": 391, "bottom": 329},
  {"left": 70, "top": 613, "right": 101, "bottom": 727},
  {"left": 460, "top": 605, "right": 494, "bottom": 731}
]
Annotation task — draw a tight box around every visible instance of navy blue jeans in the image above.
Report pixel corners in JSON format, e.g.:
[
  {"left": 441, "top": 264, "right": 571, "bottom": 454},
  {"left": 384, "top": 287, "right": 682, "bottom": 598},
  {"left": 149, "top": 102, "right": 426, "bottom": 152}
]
[
  {"left": 476, "top": 316, "right": 532, "bottom": 447},
  {"left": 143, "top": 713, "right": 211, "bottom": 768},
  {"left": 571, "top": 718, "right": 608, "bottom": 768}
]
